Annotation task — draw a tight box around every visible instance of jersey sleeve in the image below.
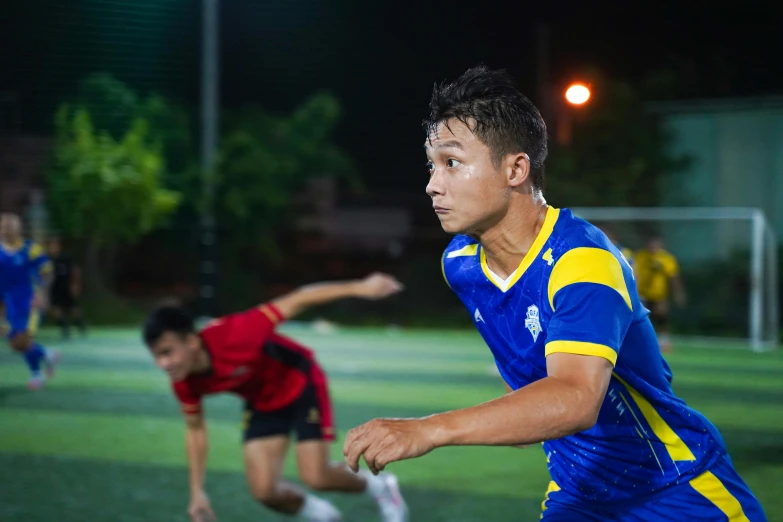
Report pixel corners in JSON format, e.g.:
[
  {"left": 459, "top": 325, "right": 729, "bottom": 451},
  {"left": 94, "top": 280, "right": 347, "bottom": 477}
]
[
  {"left": 173, "top": 381, "right": 203, "bottom": 416},
  {"left": 207, "top": 303, "right": 284, "bottom": 346},
  {"left": 545, "top": 247, "right": 634, "bottom": 366}
]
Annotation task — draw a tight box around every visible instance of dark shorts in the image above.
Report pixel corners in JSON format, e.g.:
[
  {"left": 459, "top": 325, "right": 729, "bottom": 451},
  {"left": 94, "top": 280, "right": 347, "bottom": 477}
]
[
  {"left": 50, "top": 288, "right": 76, "bottom": 309},
  {"left": 242, "top": 363, "right": 335, "bottom": 443}
]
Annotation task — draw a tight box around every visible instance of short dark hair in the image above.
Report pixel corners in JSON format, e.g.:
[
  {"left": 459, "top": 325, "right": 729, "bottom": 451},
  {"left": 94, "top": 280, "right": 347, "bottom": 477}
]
[
  {"left": 143, "top": 306, "right": 195, "bottom": 347},
  {"left": 424, "top": 65, "right": 548, "bottom": 191}
]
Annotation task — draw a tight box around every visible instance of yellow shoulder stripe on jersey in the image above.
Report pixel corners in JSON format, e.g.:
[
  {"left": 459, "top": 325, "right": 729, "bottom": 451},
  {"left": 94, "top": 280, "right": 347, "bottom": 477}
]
[
  {"left": 441, "top": 255, "right": 452, "bottom": 289},
  {"left": 446, "top": 244, "right": 478, "bottom": 258},
  {"left": 540, "top": 480, "right": 561, "bottom": 515},
  {"left": 258, "top": 305, "right": 280, "bottom": 324},
  {"left": 614, "top": 374, "right": 696, "bottom": 462},
  {"left": 548, "top": 247, "right": 632, "bottom": 311},
  {"left": 689, "top": 471, "right": 750, "bottom": 521},
  {"left": 545, "top": 340, "right": 618, "bottom": 366}
]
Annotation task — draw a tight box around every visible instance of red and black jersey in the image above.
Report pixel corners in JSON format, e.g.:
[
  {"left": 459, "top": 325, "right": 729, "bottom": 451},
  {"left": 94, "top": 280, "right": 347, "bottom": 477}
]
[{"left": 173, "top": 303, "right": 317, "bottom": 415}]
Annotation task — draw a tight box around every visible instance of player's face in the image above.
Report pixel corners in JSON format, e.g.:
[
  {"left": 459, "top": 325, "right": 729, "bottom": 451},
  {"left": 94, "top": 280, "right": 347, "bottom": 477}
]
[
  {"left": 0, "top": 214, "right": 21, "bottom": 242},
  {"left": 150, "top": 332, "right": 200, "bottom": 381},
  {"left": 648, "top": 238, "right": 663, "bottom": 252},
  {"left": 425, "top": 119, "right": 511, "bottom": 236}
]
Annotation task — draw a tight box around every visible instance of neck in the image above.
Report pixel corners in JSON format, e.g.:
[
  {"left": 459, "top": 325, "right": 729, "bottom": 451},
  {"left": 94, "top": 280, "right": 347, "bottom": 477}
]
[
  {"left": 191, "top": 340, "right": 212, "bottom": 375},
  {"left": 1, "top": 238, "right": 22, "bottom": 248},
  {"left": 476, "top": 193, "right": 548, "bottom": 278}
]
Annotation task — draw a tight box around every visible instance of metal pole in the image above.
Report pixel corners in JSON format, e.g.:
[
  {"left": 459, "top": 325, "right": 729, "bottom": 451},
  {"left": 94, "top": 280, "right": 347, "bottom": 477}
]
[
  {"left": 200, "top": 0, "right": 219, "bottom": 318},
  {"left": 749, "top": 210, "right": 765, "bottom": 351},
  {"left": 765, "top": 225, "right": 779, "bottom": 349}
]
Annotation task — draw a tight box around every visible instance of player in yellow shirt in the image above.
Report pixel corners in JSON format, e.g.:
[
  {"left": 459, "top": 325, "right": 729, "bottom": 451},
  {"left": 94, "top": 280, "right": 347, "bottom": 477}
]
[{"left": 634, "top": 235, "right": 686, "bottom": 352}]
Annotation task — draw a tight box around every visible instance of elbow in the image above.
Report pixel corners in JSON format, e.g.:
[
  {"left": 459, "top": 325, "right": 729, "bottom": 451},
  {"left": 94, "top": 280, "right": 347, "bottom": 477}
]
[{"left": 571, "top": 397, "right": 602, "bottom": 433}]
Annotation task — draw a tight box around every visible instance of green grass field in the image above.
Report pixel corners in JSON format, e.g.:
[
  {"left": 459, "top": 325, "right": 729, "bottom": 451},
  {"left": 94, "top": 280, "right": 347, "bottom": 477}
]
[{"left": 1, "top": 326, "right": 781, "bottom": 521}]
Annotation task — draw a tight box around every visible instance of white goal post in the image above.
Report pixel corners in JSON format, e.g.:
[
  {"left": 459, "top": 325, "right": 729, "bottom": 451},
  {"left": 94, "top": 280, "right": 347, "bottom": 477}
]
[{"left": 571, "top": 207, "right": 779, "bottom": 352}]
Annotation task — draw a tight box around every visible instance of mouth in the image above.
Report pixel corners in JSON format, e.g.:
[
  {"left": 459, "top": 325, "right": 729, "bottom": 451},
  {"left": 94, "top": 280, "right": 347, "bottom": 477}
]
[{"left": 433, "top": 205, "right": 450, "bottom": 215}]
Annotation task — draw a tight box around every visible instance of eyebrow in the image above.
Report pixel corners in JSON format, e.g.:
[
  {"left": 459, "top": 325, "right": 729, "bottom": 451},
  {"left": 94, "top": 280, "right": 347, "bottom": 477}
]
[{"left": 424, "top": 140, "right": 464, "bottom": 151}]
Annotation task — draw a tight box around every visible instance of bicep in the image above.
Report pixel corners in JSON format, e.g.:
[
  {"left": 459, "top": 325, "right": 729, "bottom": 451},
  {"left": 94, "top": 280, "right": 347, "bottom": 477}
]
[{"left": 545, "top": 352, "right": 613, "bottom": 400}]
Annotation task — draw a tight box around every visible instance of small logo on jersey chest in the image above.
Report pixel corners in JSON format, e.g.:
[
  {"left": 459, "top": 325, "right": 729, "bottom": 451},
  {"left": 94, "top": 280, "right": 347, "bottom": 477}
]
[
  {"left": 525, "top": 305, "right": 542, "bottom": 341},
  {"left": 542, "top": 248, "right": 554, "bottom": 266},
  {"left": 474, "top": 308, "right": 485, "bottom": 323},
  {"left": 230, "top": 366, "right": 249, "bottom": 378}
]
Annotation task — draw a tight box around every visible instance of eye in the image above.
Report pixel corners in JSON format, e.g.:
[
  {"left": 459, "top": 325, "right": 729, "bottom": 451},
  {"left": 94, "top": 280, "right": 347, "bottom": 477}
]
[
  {"left": 425, "top": 161, "right": 434, "bottom": 173},
  {"left": 446, "top": 158, "right": 461, "bottom": 168}
]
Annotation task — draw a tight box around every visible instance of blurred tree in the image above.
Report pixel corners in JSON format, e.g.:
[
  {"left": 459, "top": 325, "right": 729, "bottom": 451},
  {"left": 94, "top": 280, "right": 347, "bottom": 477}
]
[
  {"left": 48, "top": 106, "right": 180, "bottom": 294},
  {"left": 546, "top": 70, "right": 691, "bottom": 207},
  {"left": 206, "top": 92, "right": 360, "bottom": 262}
]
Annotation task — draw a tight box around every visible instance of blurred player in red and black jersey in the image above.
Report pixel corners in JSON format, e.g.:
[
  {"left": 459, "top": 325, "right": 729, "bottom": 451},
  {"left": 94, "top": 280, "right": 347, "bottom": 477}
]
[{"left": 143, "top": 273, "right": 408, "bottom": 522}]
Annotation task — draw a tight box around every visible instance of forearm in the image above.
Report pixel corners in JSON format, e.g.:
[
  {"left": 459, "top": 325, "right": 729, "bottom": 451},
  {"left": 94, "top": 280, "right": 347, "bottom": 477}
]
[
  {"left": 272, "top": 280, "right": 361, "bottom": 320},
  {"left": 185, "top": 427, "right": 209, "bottom": 493},
  {"left": 425, "top": 376, "right": 600, "bottom": 447}
]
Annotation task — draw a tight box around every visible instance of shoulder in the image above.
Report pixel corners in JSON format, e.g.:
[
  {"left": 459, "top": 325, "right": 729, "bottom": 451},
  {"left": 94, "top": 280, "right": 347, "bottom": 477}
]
[
  {"left": 441, "top": 235, "right": 480, "bottom": 288},
  {"left": 547, "top": 209, "right": 633, "bottom": 309},
  {"left": 550, "top": 209, "right": 617, "bottom": 256},
  {"left": 442, "top": 235, "right": 479, "bottom": 259}
]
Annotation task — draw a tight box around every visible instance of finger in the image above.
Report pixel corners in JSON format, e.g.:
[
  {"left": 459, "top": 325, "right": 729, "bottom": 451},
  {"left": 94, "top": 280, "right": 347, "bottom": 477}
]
[
  {"left": 372, "top": 444, "right": 404, "bottom": 473},
  {"left": 344, "top": 432, "right": 374, "bottom": 472},
  {"left": 363, "top": 435, "right": 396, "bottom": 476}
]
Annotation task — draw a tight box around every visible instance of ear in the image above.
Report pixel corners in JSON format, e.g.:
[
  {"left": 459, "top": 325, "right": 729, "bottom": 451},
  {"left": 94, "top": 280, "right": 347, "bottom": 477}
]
[
  {"left": 186, "top": 333, "right": 201, "bottom": 351},
  {"left": 506, "top": 153, "right": 531, "bottom": 188}
]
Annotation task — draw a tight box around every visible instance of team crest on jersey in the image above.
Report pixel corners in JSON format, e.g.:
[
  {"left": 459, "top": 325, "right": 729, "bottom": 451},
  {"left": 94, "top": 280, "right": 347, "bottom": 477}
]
[{"left": 524, "top": 305, "right": 542, "bottom": 342}]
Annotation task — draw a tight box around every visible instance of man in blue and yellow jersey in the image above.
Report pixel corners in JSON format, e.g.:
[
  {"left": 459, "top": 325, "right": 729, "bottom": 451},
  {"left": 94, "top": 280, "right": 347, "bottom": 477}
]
[
  {"left": 0, "top": 213, "right": 60, "bottom": 389},
  {"left": 635, "top": 234, "right": 686, "bottom": 353},
  {"left": 344, "top": 67, "right": 766, "bottom": 521},
  {"left": 599, "top": 225, "right": 634, "bottom": 270}
]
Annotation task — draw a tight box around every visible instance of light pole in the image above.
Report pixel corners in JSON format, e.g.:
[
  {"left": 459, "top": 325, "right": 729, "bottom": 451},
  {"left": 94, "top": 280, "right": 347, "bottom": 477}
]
[{"left": 200, "top": 0, "right": 219, "bottom": 318}]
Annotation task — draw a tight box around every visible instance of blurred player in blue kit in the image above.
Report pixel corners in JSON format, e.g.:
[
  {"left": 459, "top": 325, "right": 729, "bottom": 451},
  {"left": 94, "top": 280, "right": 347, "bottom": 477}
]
[
  {"left": 343, "top": 67, "right": 766, "bottom": 521},
  {"left": 0, "top": 213, "right": 60, "bottom": 389}
]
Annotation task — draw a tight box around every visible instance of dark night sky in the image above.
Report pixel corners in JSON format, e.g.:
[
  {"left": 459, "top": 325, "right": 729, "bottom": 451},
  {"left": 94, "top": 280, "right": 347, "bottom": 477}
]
[{"left": 2, "top": 0, "right": 782, "bottom": 192}]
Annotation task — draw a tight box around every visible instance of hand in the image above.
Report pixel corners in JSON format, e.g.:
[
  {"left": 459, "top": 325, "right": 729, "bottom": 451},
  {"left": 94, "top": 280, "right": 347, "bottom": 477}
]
[
  {"left": 354, "top": 273, "right": 404, "bottom": 300},
  {"left": 343, "top": 417, "right": 435, "bottom": 475},
  {"left": 31, "top": 292, "right": 46, "bottom": 311},
  {"left": 188, "top": 490, "right": 216, "bottom": 522}
]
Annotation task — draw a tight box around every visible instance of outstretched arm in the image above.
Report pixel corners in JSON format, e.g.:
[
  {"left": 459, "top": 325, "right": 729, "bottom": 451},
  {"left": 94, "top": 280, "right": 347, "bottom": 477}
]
[
  {"left": 271, "top": 272, "right": 403, "bottom": 321},
  {"left": 344, "top": 353, "right": 612, "bottom": 474},
  {"left": 184, "top": 412, "right": 216, "bottom": 522}
]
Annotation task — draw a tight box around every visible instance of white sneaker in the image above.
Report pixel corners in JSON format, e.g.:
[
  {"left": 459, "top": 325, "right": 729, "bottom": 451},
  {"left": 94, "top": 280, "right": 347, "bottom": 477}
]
[
  {"left": 375, "top": 473, "right": 409, "bottom": 522},
  {"left": 43, "top": 350, "right": 61, "bottom": 379}
]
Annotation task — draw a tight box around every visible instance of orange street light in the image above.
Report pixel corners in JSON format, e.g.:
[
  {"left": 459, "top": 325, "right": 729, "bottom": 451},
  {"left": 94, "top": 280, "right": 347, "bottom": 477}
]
[{"left": 565, "top": 83, "right": 591, "bottom": 106}]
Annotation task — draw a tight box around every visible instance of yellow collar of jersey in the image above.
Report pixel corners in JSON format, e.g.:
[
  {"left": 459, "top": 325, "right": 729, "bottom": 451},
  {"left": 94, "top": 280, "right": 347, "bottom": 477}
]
[{"left": 480, "top": 206, "right": 560, "bottom": 292}]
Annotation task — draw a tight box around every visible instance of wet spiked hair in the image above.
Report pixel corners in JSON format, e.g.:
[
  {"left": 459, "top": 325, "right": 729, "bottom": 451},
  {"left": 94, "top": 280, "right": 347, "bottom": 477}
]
[{"left": 424, "top": 66, "right": 548, "bottom": 191}]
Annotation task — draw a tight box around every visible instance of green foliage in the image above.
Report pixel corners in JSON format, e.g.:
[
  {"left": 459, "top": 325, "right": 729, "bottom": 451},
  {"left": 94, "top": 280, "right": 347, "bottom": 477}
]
[
  {"left": 546, "top": 70, "right": 691, "bottom": 207},
  {"left": 48, "top": 106, "right": 180, "bottom": 246},
  {"left": 206, "top": 92, "right": 359, "bottom": 257}
]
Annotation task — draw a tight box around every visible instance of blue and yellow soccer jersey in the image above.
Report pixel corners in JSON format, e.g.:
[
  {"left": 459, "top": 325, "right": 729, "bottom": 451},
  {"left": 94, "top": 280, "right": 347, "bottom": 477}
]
[
  {"left": 441, "top": 207, "right": 728, "bottom": 504},
  {"left": 0, "top": 240, "right": 50, "bottom": 336}
]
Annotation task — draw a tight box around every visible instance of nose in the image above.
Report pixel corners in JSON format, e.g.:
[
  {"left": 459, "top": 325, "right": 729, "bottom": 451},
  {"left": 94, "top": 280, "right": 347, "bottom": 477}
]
[{"left": 426, "top": 169, "right": 444, "bottom": 198}]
